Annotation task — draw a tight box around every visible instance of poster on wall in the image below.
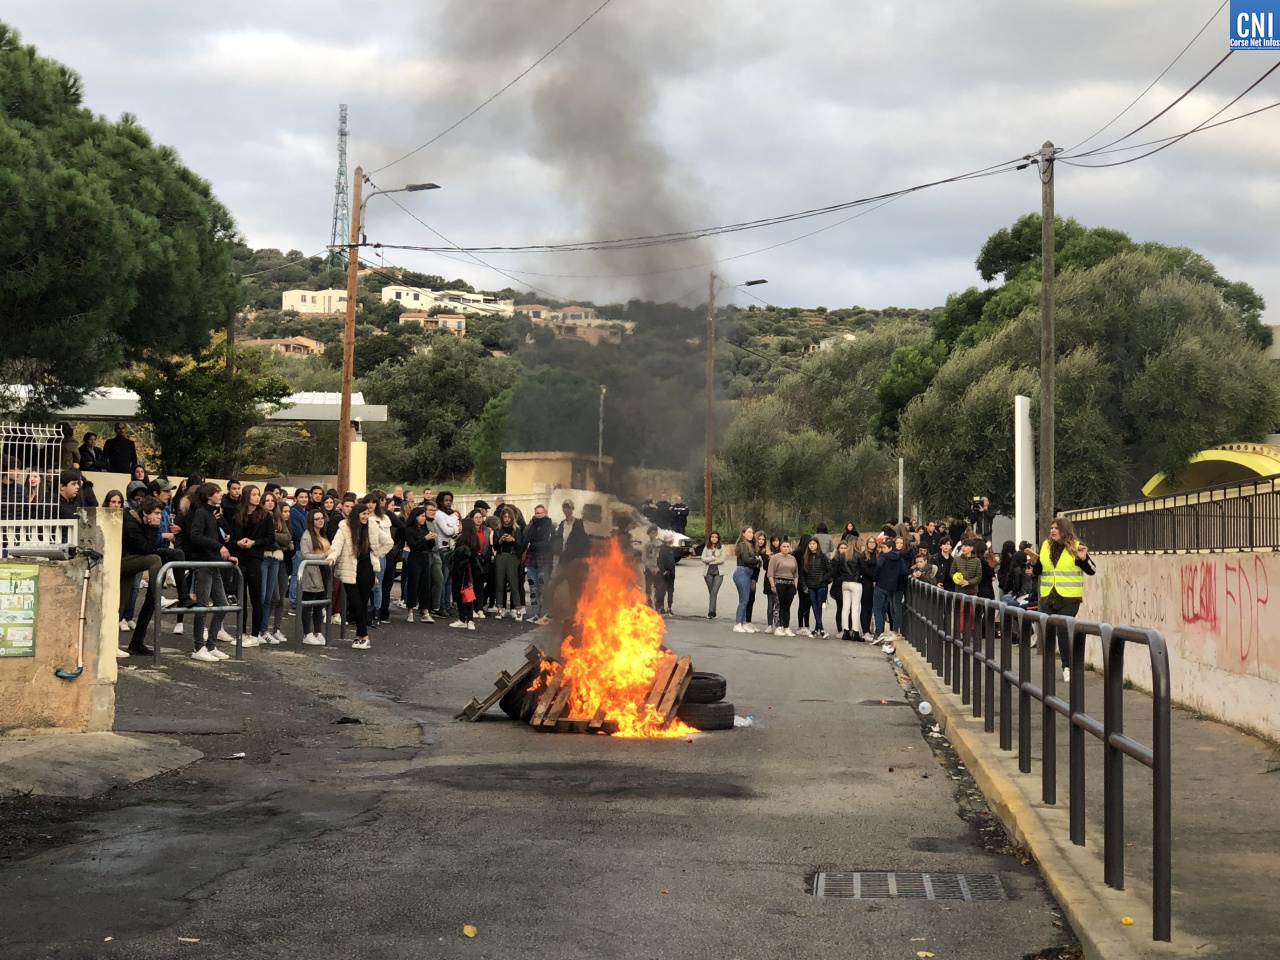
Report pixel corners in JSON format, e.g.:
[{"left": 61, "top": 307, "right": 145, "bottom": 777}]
[{"left": 0, "top": 563, "right": 38, "bottom": 658}]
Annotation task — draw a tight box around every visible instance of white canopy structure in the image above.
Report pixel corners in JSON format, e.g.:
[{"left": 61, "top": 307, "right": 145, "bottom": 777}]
[{"left": 28, "top": 387, "right": 388, "bottom": 423}]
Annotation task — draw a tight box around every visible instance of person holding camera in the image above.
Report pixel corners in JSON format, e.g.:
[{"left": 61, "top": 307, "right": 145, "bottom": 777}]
[{"left": 968, "top": 496, "right": 993, "bottom": 543}]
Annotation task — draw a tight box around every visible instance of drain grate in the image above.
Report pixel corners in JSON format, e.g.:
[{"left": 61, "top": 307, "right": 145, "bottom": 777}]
[{"left": 812, "top": 871, "right": 1006, "bottom": 901}]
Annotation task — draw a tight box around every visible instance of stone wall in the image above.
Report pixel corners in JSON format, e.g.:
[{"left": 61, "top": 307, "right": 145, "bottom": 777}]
[
  {"left": 1080, "top": 551, "right": 1279, "bottom": 739},
  {"left": 0, "top": 510, "right": 120, "bottom": 734}
]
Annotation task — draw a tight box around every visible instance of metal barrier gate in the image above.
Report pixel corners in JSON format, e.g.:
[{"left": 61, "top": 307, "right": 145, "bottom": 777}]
[{"left": 149, "top": 561, "right": 247, "bottom": 663}]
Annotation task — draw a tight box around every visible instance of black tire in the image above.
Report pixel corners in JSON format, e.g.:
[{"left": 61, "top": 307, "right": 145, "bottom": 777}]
[
  {"left": 683, "top": 671, "right": 728, "bottom": 704},
  {"left": 676, "top": 700, "right": 736, "bottom": 731}
]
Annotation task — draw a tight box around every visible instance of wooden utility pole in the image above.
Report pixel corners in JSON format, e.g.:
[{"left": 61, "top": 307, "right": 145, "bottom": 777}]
[
  {"left": 704, "top": 272, "right": 717, "bottom": 535},
  {"left": 337, "top": 167, "right": 363, "bottom": 495},
  {"left": 1038, "top": 141, "right": 1057, "bottom": 541}
]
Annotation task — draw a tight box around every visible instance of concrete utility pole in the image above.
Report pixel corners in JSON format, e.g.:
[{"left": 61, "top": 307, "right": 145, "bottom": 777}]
[
  {"left": 337, "top": 167, "right": 363, "bottom": 495},
  {"left": 898, "top": 458, "right": 905, "bottom": 523},
  {"left": 704, "top": 272, "right": 717, "bottom": 534},
  {"left": 1038, "top": 141, "right": 1058, "bottom": 541},
  {"left": 597, "top": 385, "right": 607, "bottom": 467}
]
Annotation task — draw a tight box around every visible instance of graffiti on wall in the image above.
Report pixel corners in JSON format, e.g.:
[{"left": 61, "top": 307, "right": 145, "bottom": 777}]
[{"left": 1092, "top": 553, "right": 1276, "bottom": 682}]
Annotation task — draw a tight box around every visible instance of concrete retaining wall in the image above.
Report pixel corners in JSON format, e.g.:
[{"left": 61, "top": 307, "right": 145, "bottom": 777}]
[
  {"left": 0, "top": 510, "right": 120, "bottom": 734},
  {"left": 1081, "top": 552, "right": 1279, "bottom": 739}
]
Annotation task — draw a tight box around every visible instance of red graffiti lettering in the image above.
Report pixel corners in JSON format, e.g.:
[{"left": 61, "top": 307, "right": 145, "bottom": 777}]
[
  {"left": 1224, "top": 557, "right": 1270, "bottom": 676},
  {"left": 1180, "top": 561, "right": 1219, "bottom": 630}
]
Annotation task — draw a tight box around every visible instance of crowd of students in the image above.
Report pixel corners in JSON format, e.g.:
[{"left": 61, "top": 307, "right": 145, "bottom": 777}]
[
  {"left": 105, "top": 477, "right": 599, "bottom": 662},
  {"left": 693, "top": 513, "right": 1094, "bottom": 679}
]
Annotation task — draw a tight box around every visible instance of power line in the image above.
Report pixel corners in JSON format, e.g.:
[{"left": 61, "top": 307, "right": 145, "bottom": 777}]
[
  {"left": 1062, "top": 62, "right": 1280, "bottom": 168},
  {"left": 237, "top": 250, "right": 330, "bottom": 278},
  {"left": 369, "top": 155, "right": 1029, "bottom": 256},
  {"left": 368, "top": 0, "right": 617, "bottom": 176},
  {"left": 369, "top": 179, "right": 574, "bottom": 302},
  {"left": 1069, "top": 50, "right": 1235, "bottom": 159},
  {"left": 427, "top": 193, "right": 909, "bottom": 282},
  {"left": 1065, "top": 0, "right": 1229, "bottom": 154}
]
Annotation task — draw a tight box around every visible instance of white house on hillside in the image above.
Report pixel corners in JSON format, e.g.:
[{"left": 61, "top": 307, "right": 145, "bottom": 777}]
[
  {"left": 381, "top": 285, "right": 514, "bottom": 317},
  {"left": 282, "top": 289, "right": 350, "bottom": 314}
]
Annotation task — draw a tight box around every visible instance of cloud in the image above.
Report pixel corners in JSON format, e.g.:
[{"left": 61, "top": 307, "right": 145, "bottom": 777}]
[{"left": 4, "top": 0, "right": 1279, "bottom": 316}]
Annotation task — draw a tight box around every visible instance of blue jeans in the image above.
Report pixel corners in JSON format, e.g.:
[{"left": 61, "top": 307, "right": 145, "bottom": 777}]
[
  {"left": 808, "top": 586, "right": 828, "bottom": 633},
  {"left": 259, "top": 556, "right": 281, "bottom": 634},
  {"left": 873, "top": 587, "right": 891, "bottom": 637},
  {"left": 732, "top": 566, "right": 752, "bottom": 623},
  {"left": 438, "top": 547, "right": 454, "bottom": 611},
  {"left": 371, "top": 554, "right": 387, "bottom": 615},
  {"left": 288, "top": 549, "right": 303, "bottom": 607},
  {"left": 528, "top": 564, "right": 549, "bottom": 619}
]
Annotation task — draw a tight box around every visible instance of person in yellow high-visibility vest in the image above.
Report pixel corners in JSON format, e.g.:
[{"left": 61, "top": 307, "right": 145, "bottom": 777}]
[{"left": 1032, "top": 516, "right": 1096, "bottom": 683}]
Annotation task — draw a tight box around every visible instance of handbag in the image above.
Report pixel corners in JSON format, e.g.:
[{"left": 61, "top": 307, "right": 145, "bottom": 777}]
[{"left": 460, "top": 571, "right": 476, "bottom": 604}]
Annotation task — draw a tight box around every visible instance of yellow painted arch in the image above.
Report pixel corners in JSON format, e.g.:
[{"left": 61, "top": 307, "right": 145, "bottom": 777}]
[{"left": 1143, "top": 442, "right": 1280, "bottom": 496}]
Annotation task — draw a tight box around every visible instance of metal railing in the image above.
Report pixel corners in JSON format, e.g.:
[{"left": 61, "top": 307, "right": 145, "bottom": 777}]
[
  {"left": 294, "top": 559, "right": 339, "bottom": 650},
  {"left": 1064, "top": 471, "right": 1280, "bottom": 553},
  {"left": 150, "top": 561, "right": 247, "bottom": 663},
  {"left": 1, "top": 422, "right": 79, "bottom": 559},
  {"left": 903, "top": 580, "right": 1172, "bottom": 942}
]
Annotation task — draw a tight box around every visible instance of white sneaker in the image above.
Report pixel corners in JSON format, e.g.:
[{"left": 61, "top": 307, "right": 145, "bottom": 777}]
[
  {"left": 217, "top": 628, "right": 235, "bottom": 643},
  {"left": 406, "top": 610, "right": 415, "bottom": 623},
  {"left": 515, "top": 609, "right": 525, "bottom": 621},
  {"left": 191, "top": 648, "right": 218, "bottom": 663},
  {"left": 172, "top": 622, "right": 184, "bottom": 635},
  {"left": 773, "top": 627, "right": 785, "bottom": 636},
  {"left": 116, "top": 647, "right": 129, "bottom": 659},
  {"left": 119, "top": 619, "right": 131, "bottom": 632},
  {"left": 485, "top": 606, "right": 499, "bottom": 615},
  {"left": 421, "top": 611, "right": 435, "bottom": 623},
  {"left": 796, "top": 628, "right": 811, "bottom": 637},
  {"left": 263, "top": 632, "right": 281, "bottom": 645},
  {"left": 273, "top": 629, "right": 289, "bottom": 644},
  {"left": 449, "top": 620, "right": 467, "bottom": 629},
  {"left": 332, "top": 614, "right": 342, "bottom": 625},
  {"left": 1062, "top": 667, "right": 1071, "bottom": 683},
  {"left": 240, "top": 635, "right": 262, "bottom": 648},
  {"left": 351, "top": 638, "right": 371, "bottom": 650},
  {"left": 733, "top": 624, "right": 746, "bottom": 633},
  {"left": 785, "top": 628, "right": 796, "bottom": 636},
  {"left": 161, "top": 597, "right": 179, "bottom": 609},
  {"left": 164, "top": 572, "right": 176, "bottom": 589},
  {"left": 467, "top": 622, "right": 476, "bottom": 631},
  {"left": 208, "top": 647, "right": 230, "bottom": 660},
  {"left": 743, "top": 624, "right": 757, "bottom": 633},
  {"left": 303, "top": 633, "right": 326, "bottom": 646},
  {"left": 474, "top": 610, "right": 486, "bottom": 620},
  {"left": 127, "top": 620, "right": 136, "bottom": 631},
  {"left": 392, "top": 599, "right": 407, "bottom": 609}
]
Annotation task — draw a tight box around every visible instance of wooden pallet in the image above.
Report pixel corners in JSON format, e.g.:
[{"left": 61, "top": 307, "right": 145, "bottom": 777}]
[
  {"left": 646, "top": 652, "right": 693, "bottom": 724},
  {"left": 455, "top": 644, "right": 545, "bottom": 721},
  {"left": 529, "top": 661, "right": 572, "bottom": 729}
]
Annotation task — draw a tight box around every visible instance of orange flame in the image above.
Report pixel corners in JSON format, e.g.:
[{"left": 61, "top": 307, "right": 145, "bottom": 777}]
[{"left": 559, "top": 540, "right": 697, "bottom": 739}]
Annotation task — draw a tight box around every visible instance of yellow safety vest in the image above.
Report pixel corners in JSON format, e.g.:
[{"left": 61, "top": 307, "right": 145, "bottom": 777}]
[{"left": 1039, "top": 541, "right": 1084, "bottom": 599}]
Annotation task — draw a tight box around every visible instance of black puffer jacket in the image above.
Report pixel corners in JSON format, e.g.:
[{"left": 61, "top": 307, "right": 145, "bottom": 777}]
[{"left": 186, "top": 505, "right": 225, "bottom": 562}]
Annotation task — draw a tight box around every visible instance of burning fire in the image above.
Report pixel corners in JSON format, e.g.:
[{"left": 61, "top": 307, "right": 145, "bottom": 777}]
[{"left": 558, "top": 540, "right": 697, "bottom": 739}]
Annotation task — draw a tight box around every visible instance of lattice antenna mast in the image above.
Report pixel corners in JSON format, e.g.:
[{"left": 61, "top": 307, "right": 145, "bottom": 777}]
[{"left": 328, "top": 104, "right": 350, "bottom": 264}]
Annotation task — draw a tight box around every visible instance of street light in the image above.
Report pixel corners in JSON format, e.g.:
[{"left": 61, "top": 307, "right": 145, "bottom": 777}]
[
  {"left": 337, "top": 167, "right": 440, "bottom": 493},
  {"left": 704, "top": 275, "right": 767, "bottom": 536}
]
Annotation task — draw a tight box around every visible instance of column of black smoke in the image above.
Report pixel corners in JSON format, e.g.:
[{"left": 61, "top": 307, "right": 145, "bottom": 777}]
[
  {"left": 440, "top": 0, "right": 720, "bottom": 484},
  {"left": 442, "top": 0, "right": 717, "bottom": 296}
]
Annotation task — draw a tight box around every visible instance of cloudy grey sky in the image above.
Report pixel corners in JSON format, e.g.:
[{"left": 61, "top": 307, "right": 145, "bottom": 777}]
[{"left": 4, "top": 1, "right": 1278, "bottom": 315}]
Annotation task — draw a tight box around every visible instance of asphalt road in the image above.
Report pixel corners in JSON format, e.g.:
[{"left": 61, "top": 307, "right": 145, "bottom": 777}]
[{"left": 0, "top": 563, "right": 1076, "bottom": 959}]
